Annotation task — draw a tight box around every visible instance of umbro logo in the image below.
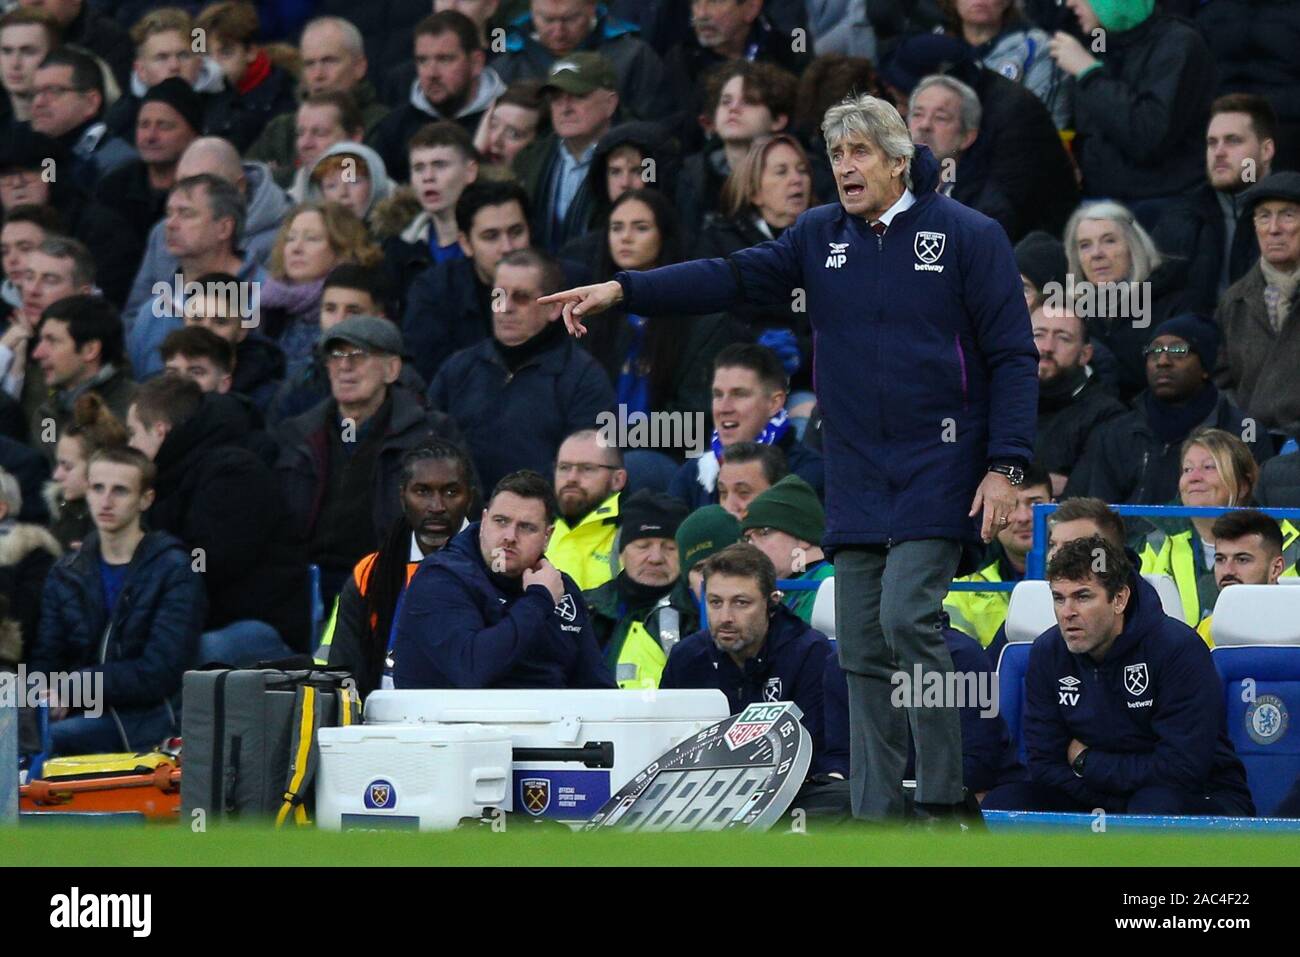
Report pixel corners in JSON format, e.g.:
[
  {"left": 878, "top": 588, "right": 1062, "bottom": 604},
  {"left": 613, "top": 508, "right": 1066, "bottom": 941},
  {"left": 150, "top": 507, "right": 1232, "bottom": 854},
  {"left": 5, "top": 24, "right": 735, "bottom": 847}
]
[
  {"left": 825, "top": 241, "right": 848, "bottom": 269},
  {"left": 1058, "top": 674, "right": 1081, "bottom": 707}
]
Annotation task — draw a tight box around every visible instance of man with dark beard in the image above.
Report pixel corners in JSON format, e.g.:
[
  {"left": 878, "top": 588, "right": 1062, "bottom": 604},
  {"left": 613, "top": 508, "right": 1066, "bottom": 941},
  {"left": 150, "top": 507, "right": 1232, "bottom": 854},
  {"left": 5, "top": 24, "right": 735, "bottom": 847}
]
[{"left": 545, "top": 427, "right": 626, "bottom": 591}]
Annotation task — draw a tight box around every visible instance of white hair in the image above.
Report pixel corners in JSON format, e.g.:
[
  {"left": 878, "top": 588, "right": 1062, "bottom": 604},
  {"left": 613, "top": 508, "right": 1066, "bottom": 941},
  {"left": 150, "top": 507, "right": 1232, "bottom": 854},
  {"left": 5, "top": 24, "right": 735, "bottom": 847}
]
[
  {"left": 910, "top": 74, "right": 982, "bottom": 134},
  {"left": 821, "top": 94, "right": 915, "bottom": 190},
  {"left": 302, "top": 16, "right": 365, "bottom": 58},
  {"left": 1064, "top": 200, "right": 1163, "bottom": 283}
]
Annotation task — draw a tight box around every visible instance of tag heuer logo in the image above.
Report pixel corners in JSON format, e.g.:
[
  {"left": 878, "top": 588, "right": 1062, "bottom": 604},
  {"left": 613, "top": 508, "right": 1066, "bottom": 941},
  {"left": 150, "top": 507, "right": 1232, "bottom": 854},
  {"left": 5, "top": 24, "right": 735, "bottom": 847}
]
[
  {"left": 914, "top": 230, "right": 946, "bottom": 264},
  {"left": 554, "top": 593, "right": 578, "bottom": 621},
  {"left": 1124, "top": 662, "right": 1149, "bottom": 697},
  {"left": 724, "top": 702, "right": 786, "bottom": 750},
  {"left": 364, "top": 778, "right": 396, "bottom": 810},
  {"left": 521, "top": 777, "right": 550, "bottom": 815}
]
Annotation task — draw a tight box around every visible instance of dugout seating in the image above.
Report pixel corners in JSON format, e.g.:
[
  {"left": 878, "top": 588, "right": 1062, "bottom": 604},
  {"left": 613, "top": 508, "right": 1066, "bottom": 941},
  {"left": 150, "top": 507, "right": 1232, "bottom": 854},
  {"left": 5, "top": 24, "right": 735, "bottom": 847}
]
[
  {"left": 1210, "top": 585, "right": 1300, "bottom": 816},
  {"left": 811, "top": 577, "right": 836, "bottom": 640},
  {"left": 996, "top": 581, "right": 1055, "bottom": 761}
]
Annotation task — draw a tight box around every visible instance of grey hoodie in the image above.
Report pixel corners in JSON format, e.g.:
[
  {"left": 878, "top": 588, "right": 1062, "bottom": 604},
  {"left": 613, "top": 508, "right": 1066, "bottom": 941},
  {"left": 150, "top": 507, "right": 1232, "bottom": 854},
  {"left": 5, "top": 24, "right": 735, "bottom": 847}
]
[
  {"left": 128, "top": 56, "right": 226, "bottom": 99},
  {"left": 123, "top": 161, "right": 292, "bottom": 322},
  {"left": 410, "top": 66, "right": 507, "bottom": 124},
  {"left": 297, "top": 140, "right": 396, "bottom": 214}
]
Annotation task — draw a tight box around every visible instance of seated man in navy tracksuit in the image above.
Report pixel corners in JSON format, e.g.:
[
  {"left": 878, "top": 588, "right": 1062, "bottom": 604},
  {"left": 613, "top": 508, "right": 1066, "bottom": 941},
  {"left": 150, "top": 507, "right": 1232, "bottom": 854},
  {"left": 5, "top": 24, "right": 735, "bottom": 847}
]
[
  {"left": 392, "top": 469, "right": 615, "bottom": 689},
  {"left": 822, "top": 615, "right": 1027, "bottom": 797},
  {"left": 983, "top": 537, "right": 1254, "bottom": 816},
  {"left": 659, "top": 543, "right": 832, "bottom": 770}
]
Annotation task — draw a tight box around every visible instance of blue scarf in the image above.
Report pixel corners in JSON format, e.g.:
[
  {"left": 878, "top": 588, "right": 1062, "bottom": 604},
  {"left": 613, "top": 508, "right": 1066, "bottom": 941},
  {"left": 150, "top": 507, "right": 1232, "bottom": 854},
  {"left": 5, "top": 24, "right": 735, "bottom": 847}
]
[{"left": 697, "top": 408, "right": 791, "bottom": 493}]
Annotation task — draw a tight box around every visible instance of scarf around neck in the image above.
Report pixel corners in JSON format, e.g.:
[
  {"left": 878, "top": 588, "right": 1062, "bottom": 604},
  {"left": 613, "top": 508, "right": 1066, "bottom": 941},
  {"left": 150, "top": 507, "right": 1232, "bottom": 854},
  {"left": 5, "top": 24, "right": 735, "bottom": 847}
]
[{"left": 696, "top": 408, "right": 790, "bottom": 493}]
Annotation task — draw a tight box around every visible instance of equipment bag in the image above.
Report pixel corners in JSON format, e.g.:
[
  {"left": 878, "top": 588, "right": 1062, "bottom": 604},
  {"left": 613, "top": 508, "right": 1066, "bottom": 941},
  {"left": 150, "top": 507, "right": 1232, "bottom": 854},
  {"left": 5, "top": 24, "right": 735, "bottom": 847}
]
[{"left": 180, "top": 668, "right": 360, "bottom": 824}]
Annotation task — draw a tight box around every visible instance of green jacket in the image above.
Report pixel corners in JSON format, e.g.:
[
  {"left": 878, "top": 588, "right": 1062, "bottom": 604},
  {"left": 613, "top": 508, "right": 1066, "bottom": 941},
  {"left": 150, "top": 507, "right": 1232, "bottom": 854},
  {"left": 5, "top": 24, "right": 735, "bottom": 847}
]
[
  {"left": 245, "top": 79, "right": 390, "bottom": 177},
  {"left": 783, "top": 561, "right": 834, "bottom": 624}
]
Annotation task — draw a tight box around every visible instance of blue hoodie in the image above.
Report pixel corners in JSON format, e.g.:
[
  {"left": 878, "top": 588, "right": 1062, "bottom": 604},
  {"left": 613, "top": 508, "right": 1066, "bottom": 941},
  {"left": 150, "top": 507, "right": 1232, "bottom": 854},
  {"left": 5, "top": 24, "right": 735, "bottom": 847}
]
[
  {"left": 660, "top": 604, "right": 831, "bottom": 772},
  {"left": 1023, "top": 569, "right": 1253, "bottom": 809},
  {"left": 392, "top": 523, "right": 615, "bottom": 689},
  {"left": 616, "top": 145, "right": 1038, "bottom": 549}
]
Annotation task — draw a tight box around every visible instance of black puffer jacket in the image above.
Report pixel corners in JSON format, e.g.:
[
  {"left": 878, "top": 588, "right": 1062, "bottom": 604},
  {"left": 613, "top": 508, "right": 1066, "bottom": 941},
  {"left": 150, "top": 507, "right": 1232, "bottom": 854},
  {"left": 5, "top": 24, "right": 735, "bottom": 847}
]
[
  {"left": 1035, "top": 368, "right": 1127, "bottom": 481},
  {"left": 1073, "top": 13, "right": 1216, "bottom": 200},
  {"left": 147, "top": 393, "right": 310, "bottom": 651}
]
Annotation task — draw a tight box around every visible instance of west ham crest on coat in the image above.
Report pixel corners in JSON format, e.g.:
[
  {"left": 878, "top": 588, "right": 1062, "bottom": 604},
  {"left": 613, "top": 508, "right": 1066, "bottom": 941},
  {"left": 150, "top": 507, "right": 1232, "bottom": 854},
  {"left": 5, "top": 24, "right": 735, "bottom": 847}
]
[
  {"left": 914, "top": 230, "right": 946, "bottom": 263},
  {"left": 1124, "top": 662, "right": 1149, "bottom": 697},
  {"left": 554, "top": 594, "right": 578, "bottom": 621},
  {"left": 763, "top": 677, "right": 783, "bottom": 702}
]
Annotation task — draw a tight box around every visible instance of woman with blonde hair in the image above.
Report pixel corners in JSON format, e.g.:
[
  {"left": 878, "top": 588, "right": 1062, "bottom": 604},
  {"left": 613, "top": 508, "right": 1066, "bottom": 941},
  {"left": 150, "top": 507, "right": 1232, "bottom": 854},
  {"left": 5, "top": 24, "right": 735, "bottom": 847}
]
[
  {"left": 1138, "top": 427, "right": 1261, "bottom": 627},
  {"left": 695, "top": 132, "right": 816, "bottom": 394},
  {"left": 260, "top": 201, "right": 382, "bottom": 366},
  {"left": 1063, "top": 200, "right": 1197, "bottom": 400}
]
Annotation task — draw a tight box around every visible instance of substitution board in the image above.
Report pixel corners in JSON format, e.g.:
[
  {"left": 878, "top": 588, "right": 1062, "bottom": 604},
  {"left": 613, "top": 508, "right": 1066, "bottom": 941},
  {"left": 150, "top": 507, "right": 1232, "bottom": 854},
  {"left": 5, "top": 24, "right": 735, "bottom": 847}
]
[{"left": 584, "top": 702, "right": 811, "bottom": 832}]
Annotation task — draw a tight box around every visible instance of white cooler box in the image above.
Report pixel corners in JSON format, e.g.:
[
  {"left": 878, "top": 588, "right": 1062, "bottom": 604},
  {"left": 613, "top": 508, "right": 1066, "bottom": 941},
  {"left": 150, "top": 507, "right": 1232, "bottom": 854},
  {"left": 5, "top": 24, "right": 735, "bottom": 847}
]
[
  {"left": 316, "top": 723, "right": 512, "bottom": 831},
  {"left": 363, "top": 689, "right": 730, "bottom": 822}
]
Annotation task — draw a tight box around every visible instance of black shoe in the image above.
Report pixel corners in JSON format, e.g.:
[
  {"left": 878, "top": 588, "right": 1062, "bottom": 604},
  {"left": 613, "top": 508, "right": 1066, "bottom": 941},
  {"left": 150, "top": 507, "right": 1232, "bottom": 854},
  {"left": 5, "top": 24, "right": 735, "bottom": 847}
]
[{"left": 911, "top": 791, "right": 987, "bottom": 831}]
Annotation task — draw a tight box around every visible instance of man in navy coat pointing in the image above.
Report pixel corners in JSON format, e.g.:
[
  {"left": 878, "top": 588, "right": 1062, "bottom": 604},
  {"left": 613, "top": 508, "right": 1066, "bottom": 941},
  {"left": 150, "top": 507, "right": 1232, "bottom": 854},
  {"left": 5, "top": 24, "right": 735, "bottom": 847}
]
[{"left": 541, "top": 95, "right": 1039, "bottom": 821}]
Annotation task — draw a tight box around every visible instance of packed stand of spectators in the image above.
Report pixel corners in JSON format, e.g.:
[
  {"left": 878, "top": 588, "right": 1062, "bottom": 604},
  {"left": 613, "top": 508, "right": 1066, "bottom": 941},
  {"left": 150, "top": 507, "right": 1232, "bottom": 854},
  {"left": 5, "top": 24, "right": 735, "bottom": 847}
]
[{"left": 0, "top": 0, "right": 1297, "bottom": 818}]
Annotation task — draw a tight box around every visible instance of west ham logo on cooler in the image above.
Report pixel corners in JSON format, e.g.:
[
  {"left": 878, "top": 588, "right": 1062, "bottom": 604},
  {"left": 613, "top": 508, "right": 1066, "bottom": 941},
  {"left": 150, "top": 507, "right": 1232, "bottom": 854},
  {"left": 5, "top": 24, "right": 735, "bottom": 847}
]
[
  {"left": 724, "top": 702, "right": 786, "bottom": 749},
  {"left": 364, "top": 778, "right": 396, "bottom": 810},
  {"left": 521, "top": 777, "right": 551, "bottom": 815},
  {"left": 1124, "top": 663, "right": 1149, "bottom": 697}
]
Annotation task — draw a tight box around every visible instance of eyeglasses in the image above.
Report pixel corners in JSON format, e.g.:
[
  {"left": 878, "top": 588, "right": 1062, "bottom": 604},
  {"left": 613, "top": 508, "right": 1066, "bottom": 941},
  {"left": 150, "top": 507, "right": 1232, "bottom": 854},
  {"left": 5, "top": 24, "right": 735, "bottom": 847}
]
[
  {"left": 325, "top": 347, "right": 374, "bottom": 365},
  {"left": 555, "top": 463, "right": 618, "bottom": 477},
  {"left": 1143, "top": 343, "right": 1191, "bottom": 357}
]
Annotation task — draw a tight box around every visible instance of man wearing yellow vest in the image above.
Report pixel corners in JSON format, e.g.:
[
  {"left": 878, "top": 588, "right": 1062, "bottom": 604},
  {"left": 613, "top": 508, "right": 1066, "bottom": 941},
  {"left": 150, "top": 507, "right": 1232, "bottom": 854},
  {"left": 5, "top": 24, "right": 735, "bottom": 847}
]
[
  {"left": 944, "top": 463, "right": 1053, "bottom": 648},
  {"left": 546, "top": 428, "right": 627, "bottom": 591},
  {"left": 584, "top": 490, "right": 693, "bottom": 689},
  {"left": 1197, "top": 509, "right": 1288, "bottom": 647}
]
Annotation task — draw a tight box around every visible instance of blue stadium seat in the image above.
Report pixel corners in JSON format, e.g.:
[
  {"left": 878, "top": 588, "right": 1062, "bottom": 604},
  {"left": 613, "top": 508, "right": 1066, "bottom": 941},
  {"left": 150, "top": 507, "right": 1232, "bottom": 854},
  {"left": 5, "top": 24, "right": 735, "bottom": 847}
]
[
  {"left": 996, "top": 581, "right": 1057, "bottom": 762},
  {"left": 811, "top": 576, "right": 836, "bottom": 640},
  {"left": 1210, "top": 585, "right": 1300, "bottom": 816}
]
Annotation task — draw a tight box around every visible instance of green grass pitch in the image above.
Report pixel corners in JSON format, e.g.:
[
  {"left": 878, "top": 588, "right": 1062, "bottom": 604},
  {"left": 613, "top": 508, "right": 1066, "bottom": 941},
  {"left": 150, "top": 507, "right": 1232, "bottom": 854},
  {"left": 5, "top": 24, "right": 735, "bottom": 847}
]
[{"left": 5, "top": 823, "right": 1300, "bottom": 866}]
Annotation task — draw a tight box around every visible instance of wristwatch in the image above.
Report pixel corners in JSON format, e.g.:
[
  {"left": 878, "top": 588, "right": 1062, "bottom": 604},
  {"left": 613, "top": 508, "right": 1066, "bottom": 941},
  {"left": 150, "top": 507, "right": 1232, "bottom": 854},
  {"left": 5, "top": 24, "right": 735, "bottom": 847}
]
[
  {"left": 988, "top": 463, "right": 1026, "bottom": 486},
  {"left": 1071, "top": 748, "right": 1089, "bottom": 778}
]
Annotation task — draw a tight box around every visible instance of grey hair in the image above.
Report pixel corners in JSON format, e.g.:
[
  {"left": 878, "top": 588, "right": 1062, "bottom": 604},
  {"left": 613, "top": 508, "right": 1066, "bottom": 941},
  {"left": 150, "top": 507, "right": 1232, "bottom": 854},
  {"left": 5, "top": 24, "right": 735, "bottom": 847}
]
[
  {"left": 0, "top": 468, "right": 21, "bottom": 516},
  {"left": 910, "top": 74, "right": 982, "bottom": 134},
  {"left": 821, "top": 94, "right": 915, "bottom": 190},
  {"left": 37, "top": 235, "right": 95, "bottom": 288},
  {"left": 174, "top": 173, "right": 247, "bottom": 242},
  {"left": 1064, "top": 200, "right": 1163, "bottom": 283},
  {"left": 302, "top": 16, "right": 365, "bottom": 58}
]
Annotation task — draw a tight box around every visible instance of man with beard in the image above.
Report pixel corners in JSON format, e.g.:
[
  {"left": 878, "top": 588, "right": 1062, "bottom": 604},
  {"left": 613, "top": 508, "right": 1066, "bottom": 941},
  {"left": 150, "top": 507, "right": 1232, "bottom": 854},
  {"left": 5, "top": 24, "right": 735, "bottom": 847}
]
[
  {"left": 1194, "top": 509, "right": 1294, "bottom": 647},
  {"left": 392, "top": 468, "right": 614, "bottom": 689},
  {"left": 584, "top": 489, "right": 692, "bottom": 689},
  {"left": 660, "top": 542, "right": 831, "bottom": 762},
  {"left": 546, "top": 427, "right": 626, "bottom": 591},
  {"left": 1032, "top": 300, "right": 1124, "bottom": 497},
  {"left": 318, "top": 441, "right": 479, "bottom": 696}
]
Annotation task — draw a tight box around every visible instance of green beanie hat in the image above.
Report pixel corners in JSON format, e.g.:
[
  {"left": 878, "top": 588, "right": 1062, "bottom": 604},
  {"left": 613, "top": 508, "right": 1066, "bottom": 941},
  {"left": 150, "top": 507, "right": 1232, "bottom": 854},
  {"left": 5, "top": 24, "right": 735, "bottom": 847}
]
[
  {"left": 740, "top": 475, "right": 825, "bottom": 545},
  {"left": 675, "top": 505, "right": 741, "bottom": 573},
  {"left": 1089, "top": 0, "right": 1154, "bottom": 33}
]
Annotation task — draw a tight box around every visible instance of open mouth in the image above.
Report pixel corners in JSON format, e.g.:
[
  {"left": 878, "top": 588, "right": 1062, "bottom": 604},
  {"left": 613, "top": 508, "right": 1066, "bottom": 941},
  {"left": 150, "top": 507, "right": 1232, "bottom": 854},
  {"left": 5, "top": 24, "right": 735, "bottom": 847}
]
[{"left": 842, "top": 183, "right": 864, "bottom": 198}]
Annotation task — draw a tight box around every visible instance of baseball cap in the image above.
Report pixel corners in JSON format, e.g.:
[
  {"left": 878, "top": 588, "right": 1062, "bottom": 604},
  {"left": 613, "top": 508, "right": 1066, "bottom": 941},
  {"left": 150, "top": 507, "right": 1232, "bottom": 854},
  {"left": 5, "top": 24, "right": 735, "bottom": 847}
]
[{"left": 540, "top": 52, "right": 618, "bottom": 96}]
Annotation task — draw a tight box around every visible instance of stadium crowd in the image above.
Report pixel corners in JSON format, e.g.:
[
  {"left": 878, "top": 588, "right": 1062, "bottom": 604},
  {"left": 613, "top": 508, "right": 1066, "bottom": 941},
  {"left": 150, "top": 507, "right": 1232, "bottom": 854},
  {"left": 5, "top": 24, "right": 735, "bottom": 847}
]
[{"left": 3, "top": 0, "right": 1300, "bottom": 818}]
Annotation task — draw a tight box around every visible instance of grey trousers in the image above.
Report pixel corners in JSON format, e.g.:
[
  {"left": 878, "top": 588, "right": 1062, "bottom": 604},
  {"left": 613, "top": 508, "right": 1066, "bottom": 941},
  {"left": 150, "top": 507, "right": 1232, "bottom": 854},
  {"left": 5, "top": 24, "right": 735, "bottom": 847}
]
[{"left": 835, "top": 540, "right": 964, "bottom": 819}]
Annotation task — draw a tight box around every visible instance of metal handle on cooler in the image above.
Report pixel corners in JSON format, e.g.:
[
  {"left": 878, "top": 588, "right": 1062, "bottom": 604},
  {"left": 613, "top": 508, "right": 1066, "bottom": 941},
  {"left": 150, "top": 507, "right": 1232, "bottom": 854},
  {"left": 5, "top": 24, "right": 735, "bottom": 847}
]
[{"left": 512, "top": 740, "right": 614, "bottom": 768}]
